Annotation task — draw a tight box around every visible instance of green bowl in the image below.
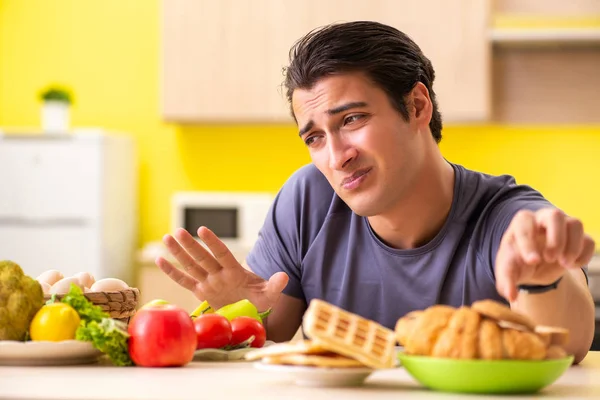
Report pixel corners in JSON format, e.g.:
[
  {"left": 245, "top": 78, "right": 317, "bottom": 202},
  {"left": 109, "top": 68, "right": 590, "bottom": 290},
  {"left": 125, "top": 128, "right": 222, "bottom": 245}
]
[{"left": 398, "top": 352, "right": 574, "bottom": 394}]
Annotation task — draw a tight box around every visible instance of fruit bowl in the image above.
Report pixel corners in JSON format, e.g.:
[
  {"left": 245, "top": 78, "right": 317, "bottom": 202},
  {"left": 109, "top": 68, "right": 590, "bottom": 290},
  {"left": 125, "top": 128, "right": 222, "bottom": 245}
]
[{"left": 398, "top": 352, "right": 574, "bottom": 394}]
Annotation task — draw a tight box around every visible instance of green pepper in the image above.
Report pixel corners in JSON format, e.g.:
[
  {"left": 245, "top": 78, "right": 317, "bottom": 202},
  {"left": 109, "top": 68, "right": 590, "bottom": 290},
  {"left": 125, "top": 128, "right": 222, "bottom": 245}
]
[{"left": 214, "top": 299, "right": 271, "bottom": 323}]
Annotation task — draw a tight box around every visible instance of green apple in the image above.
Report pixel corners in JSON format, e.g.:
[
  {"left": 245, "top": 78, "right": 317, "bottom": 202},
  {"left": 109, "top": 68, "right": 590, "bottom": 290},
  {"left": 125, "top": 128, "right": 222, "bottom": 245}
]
[{"left": 142, "top": 299, "right": 170, "bottom": 308}]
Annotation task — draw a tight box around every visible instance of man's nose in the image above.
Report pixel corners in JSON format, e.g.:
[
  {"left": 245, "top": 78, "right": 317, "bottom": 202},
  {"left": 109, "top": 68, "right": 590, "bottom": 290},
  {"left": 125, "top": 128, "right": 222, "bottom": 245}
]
[{"left": 328, "top": 135, "right": 357, "bottom": 170}]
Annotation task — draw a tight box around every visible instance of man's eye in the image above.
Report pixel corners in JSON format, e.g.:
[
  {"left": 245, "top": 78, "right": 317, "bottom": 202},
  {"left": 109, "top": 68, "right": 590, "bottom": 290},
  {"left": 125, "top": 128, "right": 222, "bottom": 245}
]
[
  {"left": 344, "top": 114, "right": 363, "bottom": 125},
  {"left": 304, "top": 136, "right": 316, "bottom": 146}
]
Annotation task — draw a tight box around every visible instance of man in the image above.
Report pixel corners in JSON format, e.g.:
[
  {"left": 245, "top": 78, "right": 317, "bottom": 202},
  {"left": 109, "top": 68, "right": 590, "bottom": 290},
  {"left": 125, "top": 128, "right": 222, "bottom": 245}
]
[{"left": 156, "top": 21, "right": 595, "bottom": 363}]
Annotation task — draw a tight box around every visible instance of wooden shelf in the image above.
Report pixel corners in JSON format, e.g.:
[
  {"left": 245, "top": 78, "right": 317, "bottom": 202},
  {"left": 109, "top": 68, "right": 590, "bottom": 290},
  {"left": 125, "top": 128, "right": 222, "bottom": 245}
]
[{"left": 490, "top": 27, "right": 600, "bottom": 46}]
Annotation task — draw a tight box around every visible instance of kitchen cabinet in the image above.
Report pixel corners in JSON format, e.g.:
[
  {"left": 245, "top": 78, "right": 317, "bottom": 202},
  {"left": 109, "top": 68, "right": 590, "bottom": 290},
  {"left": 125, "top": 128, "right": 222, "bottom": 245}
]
[
  {"left": 490, "top": 0, "right": 600, "bottom": 123},
  {"left": 0, "top": 130, "right": 138, "bottom": 284},
  {"left": 161, "top": 0, "right": 492, "bottom": 123}
]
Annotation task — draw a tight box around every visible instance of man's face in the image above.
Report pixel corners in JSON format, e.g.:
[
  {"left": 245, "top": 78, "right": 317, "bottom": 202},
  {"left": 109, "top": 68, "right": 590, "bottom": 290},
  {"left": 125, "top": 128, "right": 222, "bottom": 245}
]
[{"left": 292, "top": 72, "right": 426, "bottom": 217}]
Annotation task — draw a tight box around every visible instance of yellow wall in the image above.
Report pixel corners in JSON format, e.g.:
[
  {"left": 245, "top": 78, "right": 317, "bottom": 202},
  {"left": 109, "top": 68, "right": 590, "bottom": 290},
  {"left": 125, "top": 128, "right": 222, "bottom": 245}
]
[{"left": 1, "top": 1, "right": 599, "bottom": 248}]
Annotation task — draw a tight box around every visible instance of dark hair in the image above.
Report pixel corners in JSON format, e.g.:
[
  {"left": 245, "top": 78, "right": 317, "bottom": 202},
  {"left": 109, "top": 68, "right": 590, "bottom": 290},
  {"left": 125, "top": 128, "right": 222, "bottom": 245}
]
[{"left": 283, "top": 21, "right": 443, "bottom": 143}]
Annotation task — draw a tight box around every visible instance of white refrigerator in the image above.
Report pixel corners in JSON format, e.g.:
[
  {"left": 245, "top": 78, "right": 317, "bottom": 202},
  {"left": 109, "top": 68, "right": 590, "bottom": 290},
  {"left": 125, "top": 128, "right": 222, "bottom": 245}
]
[{"left": 0, "top": 129, "right": 138, "bottom": 285}]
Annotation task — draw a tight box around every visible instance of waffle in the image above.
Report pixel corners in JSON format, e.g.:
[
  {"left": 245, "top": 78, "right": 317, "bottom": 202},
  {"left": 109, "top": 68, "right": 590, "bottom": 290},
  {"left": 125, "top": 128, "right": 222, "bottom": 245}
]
[
  {"left": 302, "top": 299, "right": 396, "bottom": 369},
  {"left": 245, "top": 340, "right": 330, "bottom": 361},
  {"left": 262, "top": 353, "right": 365, "bottom": 368}
]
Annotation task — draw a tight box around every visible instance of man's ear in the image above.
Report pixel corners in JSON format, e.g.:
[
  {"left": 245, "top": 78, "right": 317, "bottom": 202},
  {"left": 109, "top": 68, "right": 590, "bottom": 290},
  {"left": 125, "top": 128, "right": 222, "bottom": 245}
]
[{"left": 409, "top": 82, "right": 433, "bottom": 126}]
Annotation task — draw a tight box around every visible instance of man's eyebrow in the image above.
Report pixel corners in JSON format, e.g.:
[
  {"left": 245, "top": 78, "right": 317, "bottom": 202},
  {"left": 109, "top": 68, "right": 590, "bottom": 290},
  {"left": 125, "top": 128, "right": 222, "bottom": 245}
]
[
  {"left": 298, "top": 120, "right": 314, "bottom": 137},
  {"left": 326, "top": 101, "right": 368, "bottom": 115},
  {"left": 298, "top": 102, "right": 368, "bottom": 136}
]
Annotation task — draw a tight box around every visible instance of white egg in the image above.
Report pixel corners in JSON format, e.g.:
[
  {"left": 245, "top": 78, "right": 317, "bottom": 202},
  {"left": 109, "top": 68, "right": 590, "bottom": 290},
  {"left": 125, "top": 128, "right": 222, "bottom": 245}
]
[
  {"left": 89, "top": 278, "right": 129, "bottom": 292},
  {"left": 73, "top": 272, "right": 95, "bottom": 289},
  {"left": 89, "top": 278, "right": 130, "bottom": 292},
  {"left": 49, "top": 277, "right": 83, "bottom": 294},
  {"left": 39, "top": 281, "right": 51, "bottom": 295},
  {"left": 36, "top": 270, "right": 64, "bottom": 286}
]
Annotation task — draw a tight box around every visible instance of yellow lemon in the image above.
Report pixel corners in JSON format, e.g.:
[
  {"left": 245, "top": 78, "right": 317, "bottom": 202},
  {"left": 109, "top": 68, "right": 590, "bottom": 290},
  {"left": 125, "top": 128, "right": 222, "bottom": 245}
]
[{"left": 29, "top": 303, "right": 81, "bottom": 341}]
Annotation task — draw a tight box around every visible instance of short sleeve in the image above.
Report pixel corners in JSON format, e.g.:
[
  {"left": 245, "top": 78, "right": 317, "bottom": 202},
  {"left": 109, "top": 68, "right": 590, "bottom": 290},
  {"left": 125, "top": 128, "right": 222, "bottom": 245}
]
[{"left": 245, "top": 173, "right": 305, "bottom": 300}]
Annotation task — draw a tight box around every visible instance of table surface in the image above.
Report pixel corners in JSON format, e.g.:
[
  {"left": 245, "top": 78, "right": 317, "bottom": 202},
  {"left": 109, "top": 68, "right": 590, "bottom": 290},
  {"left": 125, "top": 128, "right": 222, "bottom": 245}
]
[{"left": 1, "top": 351, "right": 599, "bottom": 400}]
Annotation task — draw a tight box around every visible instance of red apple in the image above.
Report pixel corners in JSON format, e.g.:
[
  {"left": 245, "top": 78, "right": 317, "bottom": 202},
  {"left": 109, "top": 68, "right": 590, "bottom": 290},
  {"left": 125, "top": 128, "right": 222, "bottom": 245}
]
[{"left": 128, "top": 304, "right": 197, "bottom": 367}]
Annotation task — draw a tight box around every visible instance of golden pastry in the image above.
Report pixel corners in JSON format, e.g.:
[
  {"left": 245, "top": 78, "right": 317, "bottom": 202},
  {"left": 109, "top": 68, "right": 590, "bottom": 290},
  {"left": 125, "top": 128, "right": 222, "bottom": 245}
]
[
  {"left": 471, "top": 299, "right": 536, "bottom": 331},
  {"left": 395, "top": 310, "right": 423, "bottom": 346},
  {"left": 405, "top": 305, "right": 455, "bottom": 356},
  {"left": 545, "top": 345, "right": 568, "bottom": 360},
  {"left": 431, "top": 307, "right": 480, "bottom": 359},
  {"left": 478, "top": 318, "right": 503, "bottom": 360},
  {"left": 394, "top": 300, "right": 570, "bottom": 361},
  {"left": 534, "top": 325, "right": 570, "bottom": 348},
  {"left": 502, "top": 328, "right": 546, "bottom": 360}
]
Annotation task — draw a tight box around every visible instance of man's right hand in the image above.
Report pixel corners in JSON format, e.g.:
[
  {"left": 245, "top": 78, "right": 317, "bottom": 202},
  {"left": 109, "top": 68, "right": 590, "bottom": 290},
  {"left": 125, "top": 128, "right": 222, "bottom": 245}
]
[{"left": 155, "top": 226, "right": 289, "bottom": 312}]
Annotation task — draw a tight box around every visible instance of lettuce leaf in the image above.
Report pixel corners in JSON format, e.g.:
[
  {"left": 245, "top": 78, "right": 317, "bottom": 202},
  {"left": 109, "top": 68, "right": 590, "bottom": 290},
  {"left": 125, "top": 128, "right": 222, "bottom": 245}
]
[{"left": 76, "top": 318, "right": 133, "bottom": 366}]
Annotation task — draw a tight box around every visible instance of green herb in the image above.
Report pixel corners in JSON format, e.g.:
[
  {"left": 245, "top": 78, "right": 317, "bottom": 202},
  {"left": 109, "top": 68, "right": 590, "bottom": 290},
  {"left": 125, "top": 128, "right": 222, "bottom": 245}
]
[
  {"left": 52, "top": 284, "right": 133, "bottom": 366},
  {"left": 39, "top": 86, "right": 73, "bottom": 104}
]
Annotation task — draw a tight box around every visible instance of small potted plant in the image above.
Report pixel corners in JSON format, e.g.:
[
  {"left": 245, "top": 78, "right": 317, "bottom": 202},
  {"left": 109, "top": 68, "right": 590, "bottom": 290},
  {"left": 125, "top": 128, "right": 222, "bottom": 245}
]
[{"left": 39, "top": 86, "right": 73, "bottom": 133}]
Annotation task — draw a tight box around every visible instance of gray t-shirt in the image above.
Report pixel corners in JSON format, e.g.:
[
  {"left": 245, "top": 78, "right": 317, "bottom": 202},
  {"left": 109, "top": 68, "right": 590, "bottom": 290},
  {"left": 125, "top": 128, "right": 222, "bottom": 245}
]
[{"left": 246, "top": 162, "right": 559, "bottom": 330}]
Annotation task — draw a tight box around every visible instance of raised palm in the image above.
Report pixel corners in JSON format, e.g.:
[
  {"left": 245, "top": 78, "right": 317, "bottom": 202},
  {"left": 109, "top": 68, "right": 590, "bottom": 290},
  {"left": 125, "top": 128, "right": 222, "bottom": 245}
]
[{"left": 155, "top": 227, "right": 288, "bottom": 311}]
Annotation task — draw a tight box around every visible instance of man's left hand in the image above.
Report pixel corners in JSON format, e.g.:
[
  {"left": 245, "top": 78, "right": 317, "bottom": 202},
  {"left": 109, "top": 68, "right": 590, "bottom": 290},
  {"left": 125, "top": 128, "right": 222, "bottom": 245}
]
[{"left": 495, "top": 208, "right": 595, "bottom": 302}]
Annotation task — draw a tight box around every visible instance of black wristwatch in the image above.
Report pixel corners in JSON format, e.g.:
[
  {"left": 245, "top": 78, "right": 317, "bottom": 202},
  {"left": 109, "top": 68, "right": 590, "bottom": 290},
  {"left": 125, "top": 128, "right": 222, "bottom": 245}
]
[{"left": 517, "top": 277, "right": 563, "bottom": 294}]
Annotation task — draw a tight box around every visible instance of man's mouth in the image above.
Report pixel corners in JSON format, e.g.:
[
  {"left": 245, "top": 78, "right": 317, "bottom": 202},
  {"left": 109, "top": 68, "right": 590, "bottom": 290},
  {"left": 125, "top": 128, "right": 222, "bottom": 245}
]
[{"left": 341, "top": 168, "right": 372, "bottom": 190}]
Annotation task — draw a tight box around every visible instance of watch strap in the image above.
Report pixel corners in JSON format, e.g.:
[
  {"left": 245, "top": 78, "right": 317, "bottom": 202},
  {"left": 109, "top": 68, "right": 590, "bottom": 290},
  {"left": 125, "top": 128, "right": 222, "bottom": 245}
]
[{"left": 517, "top": 276, "right": 563, "bottom": 294}]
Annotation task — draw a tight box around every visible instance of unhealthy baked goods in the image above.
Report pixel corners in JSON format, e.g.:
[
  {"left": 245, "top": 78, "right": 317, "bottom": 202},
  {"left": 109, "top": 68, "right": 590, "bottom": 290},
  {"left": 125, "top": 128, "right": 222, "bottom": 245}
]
[
  {"left": 262, "top": 353, "right": 366, "bottom": 368},
  {"left": 246, "top": 299, "right": 397, "bottom": 369},
  {"left": 244, "top": 340, "right": 331, "bottom": 361},
  {"left": 245, "top": 340, "right": 364, "bottom": 368},
  {"left": 534, "top": 325, "right": 570, "bottom": 347},
  {"left": 430, "top": 307, "right": 480, "bottom": 359},
  {"left": 471, "top": 299, "right": 536, "bottom": 330},
  {"left": 396, "top": 300, "right": 570, "bottom": 361},
  {"left": 405, "top": 305, "right": 455, "bottom": 356},
  {"left": 302, "top": 299, "right": 397, "bottom": 369}
]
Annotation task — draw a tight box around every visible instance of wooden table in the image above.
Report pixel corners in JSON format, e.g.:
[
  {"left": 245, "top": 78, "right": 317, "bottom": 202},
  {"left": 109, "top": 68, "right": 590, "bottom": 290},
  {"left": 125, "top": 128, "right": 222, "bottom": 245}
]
[{"left": 1, "top": 352, "right": 599, "bottom": 399}]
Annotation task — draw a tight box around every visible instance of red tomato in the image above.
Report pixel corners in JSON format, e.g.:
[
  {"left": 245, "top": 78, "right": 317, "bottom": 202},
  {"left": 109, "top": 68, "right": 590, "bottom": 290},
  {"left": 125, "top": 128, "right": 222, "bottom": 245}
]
[
  {"left": 193, "top": 314, "right": 232, "bottom": 349},
  {"left": 230, "top": 316, "right": 266, "bottom": 348},
  {"left": 128, "top": 304, "right": 197, "bottom": 367}
]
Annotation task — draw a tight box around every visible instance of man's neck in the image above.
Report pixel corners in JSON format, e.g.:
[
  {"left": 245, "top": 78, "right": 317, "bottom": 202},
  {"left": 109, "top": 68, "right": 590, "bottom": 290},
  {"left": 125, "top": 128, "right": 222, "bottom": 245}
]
[{"left": 367, "top": 158, "right": 455, "bottom": 250}]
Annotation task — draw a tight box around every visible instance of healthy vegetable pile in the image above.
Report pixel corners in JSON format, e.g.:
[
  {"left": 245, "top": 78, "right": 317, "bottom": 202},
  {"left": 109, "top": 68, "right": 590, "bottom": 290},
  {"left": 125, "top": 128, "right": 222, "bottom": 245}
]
[{"left": 0, "top": 259, "right": 272, "bottom": 368}]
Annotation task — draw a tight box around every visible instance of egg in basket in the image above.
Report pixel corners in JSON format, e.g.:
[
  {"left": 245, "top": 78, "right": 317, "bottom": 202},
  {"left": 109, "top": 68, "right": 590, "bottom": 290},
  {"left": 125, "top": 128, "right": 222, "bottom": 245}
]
[{"left": 38, "top": 269, "right": 140, "bottom": 324}]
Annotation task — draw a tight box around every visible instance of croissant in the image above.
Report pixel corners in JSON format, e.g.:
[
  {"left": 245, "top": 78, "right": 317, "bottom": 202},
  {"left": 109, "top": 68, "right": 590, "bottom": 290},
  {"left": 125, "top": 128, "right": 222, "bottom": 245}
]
[{"left": 395, "top": 300, "right": 569, "bottom": 361}]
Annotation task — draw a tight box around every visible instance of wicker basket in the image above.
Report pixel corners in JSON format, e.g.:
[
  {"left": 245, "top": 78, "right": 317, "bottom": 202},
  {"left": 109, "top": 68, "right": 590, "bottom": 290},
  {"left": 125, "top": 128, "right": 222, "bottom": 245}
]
[{"left": 44, "top": 288, "right": 141, "bottom": 324}]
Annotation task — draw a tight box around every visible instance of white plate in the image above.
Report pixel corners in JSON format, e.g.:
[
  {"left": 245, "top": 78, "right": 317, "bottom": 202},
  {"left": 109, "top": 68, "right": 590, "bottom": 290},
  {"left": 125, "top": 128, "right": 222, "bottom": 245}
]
[
  {"left": 253, "top": 361, "right": 374, "bottom": 387},
  {"left": 0, "top": 340, "right": 103, "bottom": 366},
  {"left": 193, "top": 340, "right": 275, "bottom": 362}
]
